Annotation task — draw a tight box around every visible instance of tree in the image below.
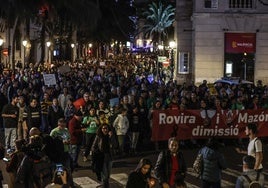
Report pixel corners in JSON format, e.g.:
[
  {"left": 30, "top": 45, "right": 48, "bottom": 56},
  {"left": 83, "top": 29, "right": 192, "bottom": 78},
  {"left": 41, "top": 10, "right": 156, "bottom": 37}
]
[
  {"left": 0, "top": 0, "right": 40, "bottom": 69},
  {"left": 35, "top": 0, "right": 101, "bottom": 62},
  {"left": 141, "top": 1, "right": 175, "bottom": 45}
]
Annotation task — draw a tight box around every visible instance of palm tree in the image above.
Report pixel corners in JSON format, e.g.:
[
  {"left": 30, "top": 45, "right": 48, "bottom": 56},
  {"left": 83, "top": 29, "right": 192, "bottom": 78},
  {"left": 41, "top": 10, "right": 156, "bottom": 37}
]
[{"left": 141, "top": 1, "right": 175, "bottom": 46}]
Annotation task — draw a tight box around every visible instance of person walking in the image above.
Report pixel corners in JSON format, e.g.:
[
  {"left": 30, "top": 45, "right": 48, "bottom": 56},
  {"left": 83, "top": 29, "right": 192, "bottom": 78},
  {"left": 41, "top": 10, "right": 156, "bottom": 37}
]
[
  {"left": 82, "top": 107, "right": 99, "bottom": 162},
  {"left": 23, "top": 98, "right": 42, "bottom": 136},
  {"left": 68, "top": 111, "right": 86, "bottom": 169},
  {"left": 17, "top": 96, "right": 27, "bottom": 140},
  {"left": 154, "top": 137, "right": 187, "bottom": 188},
  {"left": 6, "top": 139, "right": 26, "bottom": 188},
  {"left": 2, "top": 95, "right": 19, "bottom": 152},
  {"left": 197, "top": 138, "right": 227, "bottom": 188},
  {"left": 236, "top": 123, "right": 263, "bottom": 172},
  {"left": 235, "top": 155, "right": 265, "bottom": 188},
  {"left": 48, "top": 98, "right": 64, "bottom": 130},
  {"left": 126, "top": 158, "right": 156, "bottom": 188},
  {"left": 112, "top": 108, "right": 129, "bottom": 155},
  {"left": 91, "top": 124, "right": 117, "bottom": 188}
]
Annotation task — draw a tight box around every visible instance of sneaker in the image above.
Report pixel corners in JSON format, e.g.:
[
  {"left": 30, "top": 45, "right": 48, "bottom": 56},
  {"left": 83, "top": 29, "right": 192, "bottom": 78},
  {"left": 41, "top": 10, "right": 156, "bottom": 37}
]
[{"left": 83, "top": 156, "right": 88, "bottom": 162}]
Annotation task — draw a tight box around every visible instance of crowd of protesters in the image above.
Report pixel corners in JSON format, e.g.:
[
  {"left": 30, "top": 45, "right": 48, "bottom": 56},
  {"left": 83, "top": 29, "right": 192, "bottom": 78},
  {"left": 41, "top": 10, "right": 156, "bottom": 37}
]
[{"left": 0, "top": 57, "right": 268, "bottom": 187}]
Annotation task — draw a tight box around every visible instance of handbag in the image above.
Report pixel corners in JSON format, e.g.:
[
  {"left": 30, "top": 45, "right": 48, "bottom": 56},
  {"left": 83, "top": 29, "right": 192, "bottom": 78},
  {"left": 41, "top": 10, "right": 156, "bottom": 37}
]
[{"left": 193, "top": 153, "right": 203, "bottom": 176}]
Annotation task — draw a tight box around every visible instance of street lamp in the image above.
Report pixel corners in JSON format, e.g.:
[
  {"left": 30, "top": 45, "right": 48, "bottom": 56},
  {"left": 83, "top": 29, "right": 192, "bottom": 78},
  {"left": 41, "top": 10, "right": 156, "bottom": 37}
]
[
  {"left": 169, "top": 40, "right": 176, "bottom": 80},
  {"left": 46, "top": 41, "right": 51, "bottom": 64},
  {"left": 71, "top": 43, "right": 75, "bottom": 62},
  {"left": 88, "top": 43, "right": 92, "bottom": 57},
  {"left": 0, "top": 36, "right": 3, "bottom": 71},
  {"left": 157, "top": 44, "right": 164, "bottom": 79},
  {"left": 22, "top": 39, "right": 28, "bottom": 68}
]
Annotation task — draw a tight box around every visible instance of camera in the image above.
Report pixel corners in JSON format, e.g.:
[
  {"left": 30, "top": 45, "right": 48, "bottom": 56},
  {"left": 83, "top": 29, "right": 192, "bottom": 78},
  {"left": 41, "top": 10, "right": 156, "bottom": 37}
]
[{"left": 56, "top": 163, "right": 64, "bottom": 176}]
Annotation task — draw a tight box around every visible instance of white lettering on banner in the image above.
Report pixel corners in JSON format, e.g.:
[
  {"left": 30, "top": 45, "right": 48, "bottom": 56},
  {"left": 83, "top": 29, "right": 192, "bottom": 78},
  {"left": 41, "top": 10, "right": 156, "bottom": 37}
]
[
  {"left": 236, "top": 42, "right": 253, "bottom": 48},
  {"left": 192, "top": 125, "right": 239, "bottom": 136},
  {"left": 159, "top": 113, "right": 195, "bottom": 124},
  {"left": 238, "top": 112, "right": 268, "bottom": 123}
]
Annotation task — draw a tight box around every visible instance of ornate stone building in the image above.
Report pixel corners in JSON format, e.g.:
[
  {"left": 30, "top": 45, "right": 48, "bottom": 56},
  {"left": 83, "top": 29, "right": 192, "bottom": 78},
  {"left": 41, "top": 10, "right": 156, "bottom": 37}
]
[{"left": 175, "top": 0, "right": 268, "bottom": 84}]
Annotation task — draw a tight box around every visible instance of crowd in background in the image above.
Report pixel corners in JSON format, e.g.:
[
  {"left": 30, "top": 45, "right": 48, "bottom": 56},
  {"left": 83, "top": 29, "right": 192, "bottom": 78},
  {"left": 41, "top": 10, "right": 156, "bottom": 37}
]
[{"left": 0, "top": 58, "right": 268, "bottom": 187}]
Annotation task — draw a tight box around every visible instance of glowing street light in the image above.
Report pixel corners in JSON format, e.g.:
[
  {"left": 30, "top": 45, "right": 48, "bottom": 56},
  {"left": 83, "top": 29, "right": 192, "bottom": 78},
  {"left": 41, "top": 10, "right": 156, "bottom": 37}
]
[
  {"left": 22, "top": 39, "right": 28, "bottom": 67},
  {"left": 46, "top": 41, "right": 51, "bottom": 63}
]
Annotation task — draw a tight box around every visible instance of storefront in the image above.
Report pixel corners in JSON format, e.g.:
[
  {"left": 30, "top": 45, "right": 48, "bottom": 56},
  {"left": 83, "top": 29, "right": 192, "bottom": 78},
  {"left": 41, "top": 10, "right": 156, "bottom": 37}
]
[{"left": 224, "top": 33, "right": 256, "bottom": 81}]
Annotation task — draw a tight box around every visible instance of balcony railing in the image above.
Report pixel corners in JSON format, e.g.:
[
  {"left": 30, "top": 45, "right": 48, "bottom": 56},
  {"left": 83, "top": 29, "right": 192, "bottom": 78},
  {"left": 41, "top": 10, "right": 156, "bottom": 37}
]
[{"left": 229, "top": 0, "right": 254, "bottom": 8}]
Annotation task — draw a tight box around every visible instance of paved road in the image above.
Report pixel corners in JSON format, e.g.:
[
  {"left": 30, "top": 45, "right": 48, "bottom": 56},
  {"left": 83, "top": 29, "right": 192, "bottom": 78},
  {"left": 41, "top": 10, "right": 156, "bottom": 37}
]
[{"left": 72, "top": 145, "right": 268, "bottom": 188}]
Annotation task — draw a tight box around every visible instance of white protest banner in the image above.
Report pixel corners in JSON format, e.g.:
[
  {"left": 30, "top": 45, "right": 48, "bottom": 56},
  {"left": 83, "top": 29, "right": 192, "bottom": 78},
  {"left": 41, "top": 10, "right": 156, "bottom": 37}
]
[
  {"left": 43, "top": 74, "right": 57, "bottom": 86},
  {"left": 100, "top": 61, "right": 106, "bottom": 66}
]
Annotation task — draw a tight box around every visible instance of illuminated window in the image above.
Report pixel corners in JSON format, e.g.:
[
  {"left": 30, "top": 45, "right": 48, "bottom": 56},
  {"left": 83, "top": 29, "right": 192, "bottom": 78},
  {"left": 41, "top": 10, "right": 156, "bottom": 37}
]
[{"left": 178, "top": 52, "right": 189, "bottom": 74}]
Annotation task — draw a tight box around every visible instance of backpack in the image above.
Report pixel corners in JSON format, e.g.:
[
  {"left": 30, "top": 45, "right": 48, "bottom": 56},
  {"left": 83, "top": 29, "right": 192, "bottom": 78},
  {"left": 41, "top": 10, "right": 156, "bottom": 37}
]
[
  {"left": 253, "top": 138, "right": 265, "bottom": 153},
  {"left": 193, "top": 153, "right": 203, "bottom": 176},
  {"left": 243, "top": 173, "right": 261, "bottom": 188},
  {"left": 32, "top": 155, "right": 52, "bottom": 188}
]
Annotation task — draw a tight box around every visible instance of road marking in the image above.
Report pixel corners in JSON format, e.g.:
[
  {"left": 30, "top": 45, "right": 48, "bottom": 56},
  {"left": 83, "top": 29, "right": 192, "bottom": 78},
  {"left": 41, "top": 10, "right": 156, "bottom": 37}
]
[
  {"left": 185, "top": 182, "right": 199, "bottom": 188},
  {"left": 73, "top": 177, "right": 100, "bottom": 187},
  {"left": 187, "top": 168, "right": 234, "bottom": 187},
  {"left": 223, "top": 168, "right": 241, "bottom": 176},
  {"left": 110, "top": 173, "right": 128, "bottom": 186}
]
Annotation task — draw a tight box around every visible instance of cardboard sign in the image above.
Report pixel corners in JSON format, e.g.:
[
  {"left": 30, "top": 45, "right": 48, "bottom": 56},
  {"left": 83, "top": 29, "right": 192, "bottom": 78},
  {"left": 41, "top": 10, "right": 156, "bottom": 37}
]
[
  {"left": 100, "top": 61, "right": 106, "bottom": 66},
  {"left": 43, "top": 74, "right": 56, "bottom": 86},
  {"left": 58, "top": 65, "right": 71, "bottom": 74},
  {"left": 110, "top": 97, "right": 119, "bottom": 107}
]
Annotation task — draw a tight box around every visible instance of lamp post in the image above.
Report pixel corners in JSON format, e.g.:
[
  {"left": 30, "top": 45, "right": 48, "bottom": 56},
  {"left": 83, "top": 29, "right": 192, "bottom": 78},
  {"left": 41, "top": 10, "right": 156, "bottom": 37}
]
[
  {"left": 157, "top": 44, "right": 164, "bottom": 79},
  {"left": 88, "top": 43, "right": 92, "bottom": 57},
  {"left": 71, "top": 43, "right": 75, "bottom": 62},
  {"left": 22, "top": 39, "right": 28, "bottom": 68},
  {"left": 46, "top": 41, "right": 51, "bottom": 64},
  {"left": 169, "top": 40, "right": 176, "bottom": 80},
  {"left": 0, "top": 37, "right": 3, "bottom": 72}
]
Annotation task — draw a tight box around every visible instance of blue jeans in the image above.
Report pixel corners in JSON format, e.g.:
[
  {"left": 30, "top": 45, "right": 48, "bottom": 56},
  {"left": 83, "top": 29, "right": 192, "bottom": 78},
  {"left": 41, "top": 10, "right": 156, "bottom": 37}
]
[
  {"left": 102, "top": 154, "right": 113, "bottom": 188},
  {"left": 69, "top": 144, "right": 81, "bottom": 166},
  {"left": 41, "top": 114, "right": 49, "bottom": 133}
]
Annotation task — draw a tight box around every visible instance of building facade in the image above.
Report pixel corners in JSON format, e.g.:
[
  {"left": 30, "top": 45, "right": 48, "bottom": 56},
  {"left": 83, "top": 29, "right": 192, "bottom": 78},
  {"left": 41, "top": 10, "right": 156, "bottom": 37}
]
[{"left": 175, "top": 0, "right": 268, "bottom": 84}]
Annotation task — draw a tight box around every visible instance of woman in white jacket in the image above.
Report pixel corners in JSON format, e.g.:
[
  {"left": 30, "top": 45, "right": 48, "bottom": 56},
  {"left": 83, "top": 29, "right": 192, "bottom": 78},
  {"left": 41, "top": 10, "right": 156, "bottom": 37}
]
[{"left": 113, "top": 108, "right": 129, "bottom": 155}]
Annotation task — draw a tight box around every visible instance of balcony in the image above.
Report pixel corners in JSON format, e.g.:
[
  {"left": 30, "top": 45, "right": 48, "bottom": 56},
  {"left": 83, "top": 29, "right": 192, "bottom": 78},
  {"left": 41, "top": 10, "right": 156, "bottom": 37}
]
[{"left": 229, "top": 0, "right": 254, "bottom": 9}]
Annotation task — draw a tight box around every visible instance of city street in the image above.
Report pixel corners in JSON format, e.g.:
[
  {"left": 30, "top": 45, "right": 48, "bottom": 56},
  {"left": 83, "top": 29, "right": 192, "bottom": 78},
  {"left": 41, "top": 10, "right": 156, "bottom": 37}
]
[{"left": 72, "top": 144, "right": 268, "bottom": 188}]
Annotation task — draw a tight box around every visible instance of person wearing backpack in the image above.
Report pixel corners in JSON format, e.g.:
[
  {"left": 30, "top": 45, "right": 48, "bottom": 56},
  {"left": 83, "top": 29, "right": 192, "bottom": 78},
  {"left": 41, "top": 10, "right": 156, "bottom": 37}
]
[
  {"left": 197, "top": 138, "right": 227, "bottom": 188},
  {"left": 16, "top": 135, "right": 52, "bottom": 188},
  {"left": 235, "top": 155, "right": 265, "bottom": 188}
]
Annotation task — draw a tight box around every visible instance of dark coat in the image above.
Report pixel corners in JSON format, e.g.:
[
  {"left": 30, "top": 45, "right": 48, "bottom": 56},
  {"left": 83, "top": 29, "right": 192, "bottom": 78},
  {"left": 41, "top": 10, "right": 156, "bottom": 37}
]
[
  {"left": 91, "top": 130, "right": 117, "bottom": 180},
  {"left": 199, "top": 146, "right": 227, "bottom": 182},
  {"left": 126, "top": 171, "right": 149, "bottom": 188},
  {"left": 48, "top": 105, "right": 64, "bottom": 129},
  {"left": 154, "top": 150, "right": 187, "bottom": 185}
]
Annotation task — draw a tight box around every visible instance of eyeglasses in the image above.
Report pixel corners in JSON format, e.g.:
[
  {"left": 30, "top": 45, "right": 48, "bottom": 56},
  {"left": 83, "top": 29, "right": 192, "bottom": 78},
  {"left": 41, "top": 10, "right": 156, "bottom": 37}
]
[{"left": 102, "top": 127, "right": 108, "bottom": 130}]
